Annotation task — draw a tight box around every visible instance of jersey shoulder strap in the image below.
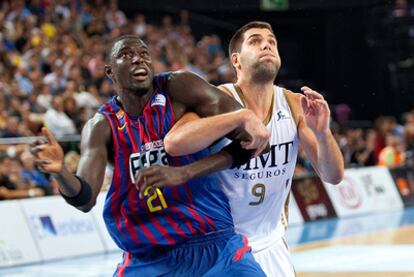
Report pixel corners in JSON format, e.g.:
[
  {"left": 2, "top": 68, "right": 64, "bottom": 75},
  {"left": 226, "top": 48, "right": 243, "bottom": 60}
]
[{"left": 282, "top": 88, "right": 301, "bottom": 128}]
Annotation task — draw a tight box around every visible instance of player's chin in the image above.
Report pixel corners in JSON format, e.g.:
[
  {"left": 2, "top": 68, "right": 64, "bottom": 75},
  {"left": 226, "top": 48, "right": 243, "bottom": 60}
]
[{"left": 131, "top": 81, "right": 152, "bottom": 93}]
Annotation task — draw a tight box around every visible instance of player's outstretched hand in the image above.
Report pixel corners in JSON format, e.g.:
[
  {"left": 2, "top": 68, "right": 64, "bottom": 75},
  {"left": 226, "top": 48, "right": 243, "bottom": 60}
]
[
  {"left": 134, "top": 165, "right": 189, "bottom": 199},
  {"left": 300, "top": 86, "right": 331, "bottom": 138},
  {"left": 30, "top": 127, "right": 64, "bottom": 174}
]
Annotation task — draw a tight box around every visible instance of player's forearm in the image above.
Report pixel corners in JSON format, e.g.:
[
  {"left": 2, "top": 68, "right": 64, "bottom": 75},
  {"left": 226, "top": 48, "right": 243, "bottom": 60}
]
[
  {"left": 315, "top": 131, "right": 344, "bottom": 184},
  {"left": 53, "top": 167, "right": 82, "bottom": 197},
  {"left": 185, "top": 151, "right": 233, "bottom": 180},
  {"left": 165, "top": 109, "right": 251, "bottom": 156},
  {"left": 54, "top": 167, "right": 98, "bottom": 212}
]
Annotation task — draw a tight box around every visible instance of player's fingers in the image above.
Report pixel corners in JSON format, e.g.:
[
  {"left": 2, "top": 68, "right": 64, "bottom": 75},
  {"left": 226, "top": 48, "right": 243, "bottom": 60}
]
[
  {"left": 30, "top": 139, "right": 45, "bottom": 148},
  {"left": 139, "top": 173, "right": 162, "bottom": 197},
  {"left": 42, "top": 127, "right": 58, "bottom": 145},
  {"left": 314, "top": 99, "right": 328, "bottom": 106},
  {"left": 245, "top": 130, "right": 269, "bottom": 150},
  {"left": 301, "top": 96, "right": 309, "bottom": 113},
  {"left": 34, "top": 159, "right": 51, "bottom": 165},
  {"left": 301, "top": 86, "right": 311, "bottom": 92},
  {"left": 304, "top": 90, "right": 324, "bottom": 100},
  {"left": 240, "top": 140, "right": 249, "bottom": 147},
  {"left": 34, "top": 160, "right": 52, "bottom": 173},
  {"left": 30, "top": 145, "right": 46, "bottom": 156},
  {"left": 135, "top": 172, "right": 145, "bottom": 197},
  {"left": 144, "top": 174, "right": 163, "bottom": 188},
  {"left": 241, "top": 137, "right": 257, "bottom": 149},
  {"left": 139, "top": 181, "right": 152, "bottom": 199},
  {"left": 309, "top": 101, "right": 319, "bottom": 115}
]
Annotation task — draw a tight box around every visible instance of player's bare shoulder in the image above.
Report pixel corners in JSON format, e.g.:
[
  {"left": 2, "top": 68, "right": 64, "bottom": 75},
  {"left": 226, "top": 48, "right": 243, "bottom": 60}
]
[
  {"left": 283, "top": 89, "right": 302, "bottom": 106},
  {"left": 81, "top": 113, "right": 111, "bottom": 148},
  {"left": 167, "top": 71, "right": 200, "bottom": 96},
  {"left": 282, "top": 88, "right": 304, "bottom": 127}
]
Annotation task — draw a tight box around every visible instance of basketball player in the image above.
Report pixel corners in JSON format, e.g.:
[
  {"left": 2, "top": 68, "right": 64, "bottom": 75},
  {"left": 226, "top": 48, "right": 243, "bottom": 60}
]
[
  {"left": 136, "top": 22, "right": 344, "bottom": 276},
  {"left": 31, "top": 35, "right": 270, "bottom": 276}
]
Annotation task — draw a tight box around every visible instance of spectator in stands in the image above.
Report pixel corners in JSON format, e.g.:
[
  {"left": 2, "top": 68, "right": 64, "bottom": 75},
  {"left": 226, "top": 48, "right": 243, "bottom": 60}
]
[
  {"left": 133, "top": 14, "right": 147, "bottom": 37},
  {"left": 373, "top": 116, "right": 399, "bottom": 163},
  {"left": 351, "top": 129, "right": 376, "bottom": 167},
  {"left": 43, "top": 64, "right": 67, "bottom": 94},
  {"left": 20, "top": 150, "right": 51, "bottom": 195},
  {"left": 63, "top": 95, "right": 83, "bottom": 132},
  {"left": 1, "top": 116, "right": 23, "bottom": 137},
  {"left": 44, "top": 94, "right": 77, "bottom": 137},
  {"left": 0, "top": 153, "right": 45, "bottom": 200},
  {"left": 404, "top": 111, "right": 414, "bottom": 164},
  {"left": 392, "top": 0, "right": 414, "bottom": 17},
  {"left": 378, "top": 133, "right": 406, "bottom": 168},
  {"left": 404, "top": 111, "right": 414, "bottom": 150}
]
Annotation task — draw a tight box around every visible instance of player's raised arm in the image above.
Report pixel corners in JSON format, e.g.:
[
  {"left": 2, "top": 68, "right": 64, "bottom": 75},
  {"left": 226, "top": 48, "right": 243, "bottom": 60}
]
[
  {"left": 31, "top": 114, "right": 110, "bottom": 212},
  {"left": 292, "top": 87, "right": 344, "bottom": 184}
]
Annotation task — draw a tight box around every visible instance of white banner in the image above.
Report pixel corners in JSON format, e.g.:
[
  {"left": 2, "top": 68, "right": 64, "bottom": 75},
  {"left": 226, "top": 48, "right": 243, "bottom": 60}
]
[
  {"left": 0, "top": 200, "right": 41, "bottom": 268},
  {"left": 20, "top": 196, "right": 105, "bottom": 261},
  {"left": 91, "top": 192, "right": 121, "bottom": 252},
  {"left": 323, "top": 167, "right": 404, "bottom": 217}
]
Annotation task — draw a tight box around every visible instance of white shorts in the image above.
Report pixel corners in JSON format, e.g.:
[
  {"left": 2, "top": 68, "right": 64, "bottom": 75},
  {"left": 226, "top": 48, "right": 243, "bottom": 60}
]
[{"left": 252, "top": 237, "right": 295, "bottom": 277}]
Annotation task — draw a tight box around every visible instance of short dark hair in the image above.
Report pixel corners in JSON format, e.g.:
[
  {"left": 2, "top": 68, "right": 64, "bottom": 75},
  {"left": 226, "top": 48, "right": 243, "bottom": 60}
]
[
  {"left": 228, "top": 21, "right": 274, "bottom": 57},
  {"left": 105, "top": 35, "right": 146, "bottom": 63}
]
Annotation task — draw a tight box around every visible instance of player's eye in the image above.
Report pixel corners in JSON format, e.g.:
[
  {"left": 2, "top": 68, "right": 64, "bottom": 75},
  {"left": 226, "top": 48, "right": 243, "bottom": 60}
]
[
  {"left": 249, "top": 38, "right": 259, "bottom": 45},
  {"left": 119, "top": 51, "right": 133, "bottom": 59}
]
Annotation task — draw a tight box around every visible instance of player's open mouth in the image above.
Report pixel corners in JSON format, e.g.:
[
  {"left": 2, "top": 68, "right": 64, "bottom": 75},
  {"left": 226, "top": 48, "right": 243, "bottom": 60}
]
[{"left": 132, "top": 68, "right": 149, "bottom": 81}]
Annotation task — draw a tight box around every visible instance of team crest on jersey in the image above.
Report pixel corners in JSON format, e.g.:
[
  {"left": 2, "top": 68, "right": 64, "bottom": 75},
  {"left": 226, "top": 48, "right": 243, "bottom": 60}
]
[
  {"left": 277, "top": 110, "right": 291, "bottom": 121},
  {"left": 129, "top": 145, "right": 169, "bottom": 183},
  {"left": 115, "top": 110, "right": 127, "bottom": 130},
  {"left": 116, "top": 110, "right": 125, "bottom": 120},
  {"left": 151, "top": 94, "right": 166, "bottom": 107}
]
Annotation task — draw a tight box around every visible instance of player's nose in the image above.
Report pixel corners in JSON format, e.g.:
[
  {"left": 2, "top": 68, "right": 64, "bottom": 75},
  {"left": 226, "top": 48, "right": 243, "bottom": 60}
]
[{"left": 131, "top": 53, "right": 144, "bottom": 64}]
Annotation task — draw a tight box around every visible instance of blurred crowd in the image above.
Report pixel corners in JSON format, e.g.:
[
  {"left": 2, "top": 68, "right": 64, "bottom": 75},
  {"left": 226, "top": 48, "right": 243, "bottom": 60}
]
[
  {"left": 0, "top": 0, "right": 233, "bottom": 200},
  {"left": 295, "top": 111, "right": 414, "bottom": 177},
  {"left": 0, "top": 0, "right": 413, "bottom": 200}
]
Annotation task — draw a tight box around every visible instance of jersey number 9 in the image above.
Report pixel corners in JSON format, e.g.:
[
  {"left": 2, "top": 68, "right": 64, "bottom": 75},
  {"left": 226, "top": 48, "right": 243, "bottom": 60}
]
[{"left": 249, "top": 183, "right": 266, "bottom": 206}]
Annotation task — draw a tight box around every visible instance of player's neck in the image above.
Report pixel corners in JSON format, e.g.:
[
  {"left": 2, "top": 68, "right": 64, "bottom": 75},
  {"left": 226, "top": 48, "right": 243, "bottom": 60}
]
[
  {"left": 117, "top": 90, "right": 152, "bottom": 117},
  {"left": 235, "top": 79, "right": 274, "bottom": 121}
]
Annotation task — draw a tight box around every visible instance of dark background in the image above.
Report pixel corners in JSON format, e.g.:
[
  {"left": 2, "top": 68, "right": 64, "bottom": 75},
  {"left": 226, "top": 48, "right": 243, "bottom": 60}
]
[{"left": 119, "top": 0, "right": 413, "bottom": 122}]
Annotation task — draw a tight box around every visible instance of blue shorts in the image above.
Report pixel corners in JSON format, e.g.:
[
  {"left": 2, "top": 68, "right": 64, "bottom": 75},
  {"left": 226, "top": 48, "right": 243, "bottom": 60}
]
[{"left": 114, "top": 228, "right": 265, "bottom": 277}]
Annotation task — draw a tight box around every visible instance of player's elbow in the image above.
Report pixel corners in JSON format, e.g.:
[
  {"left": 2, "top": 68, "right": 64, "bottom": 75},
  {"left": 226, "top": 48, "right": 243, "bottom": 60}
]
[{"left": 164, "top": 135, "right": 183, "bottom": 157}]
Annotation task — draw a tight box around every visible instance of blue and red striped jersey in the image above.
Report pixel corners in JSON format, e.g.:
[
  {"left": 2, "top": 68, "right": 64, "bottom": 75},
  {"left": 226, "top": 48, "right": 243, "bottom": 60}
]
[{"left": 98, "top": 72, "right": 233, "bottom": 256}]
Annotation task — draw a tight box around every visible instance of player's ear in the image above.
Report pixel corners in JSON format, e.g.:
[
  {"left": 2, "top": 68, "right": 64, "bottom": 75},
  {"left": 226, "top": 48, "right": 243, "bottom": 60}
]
[
  {"left": 104, "top": 65, "right": 113, "bottom": 78},
  {"left": 231, "top": 53, "right": 240, "bottom": 69}
]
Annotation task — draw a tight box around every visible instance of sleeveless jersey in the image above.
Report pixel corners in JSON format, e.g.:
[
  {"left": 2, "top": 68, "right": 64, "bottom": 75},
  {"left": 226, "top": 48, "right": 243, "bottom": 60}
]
[
  {"left": 98, "top": 73, "right": 233, "bottom": 256},
  {"left": 212, "top": 84, "right": 299, "bottom": 252}
]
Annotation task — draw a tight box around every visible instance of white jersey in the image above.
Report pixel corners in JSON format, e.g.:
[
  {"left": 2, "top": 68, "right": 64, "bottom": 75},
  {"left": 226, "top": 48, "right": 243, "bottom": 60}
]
[{"left": 212, "top": 84, "right": 299, "bottom": 252}]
